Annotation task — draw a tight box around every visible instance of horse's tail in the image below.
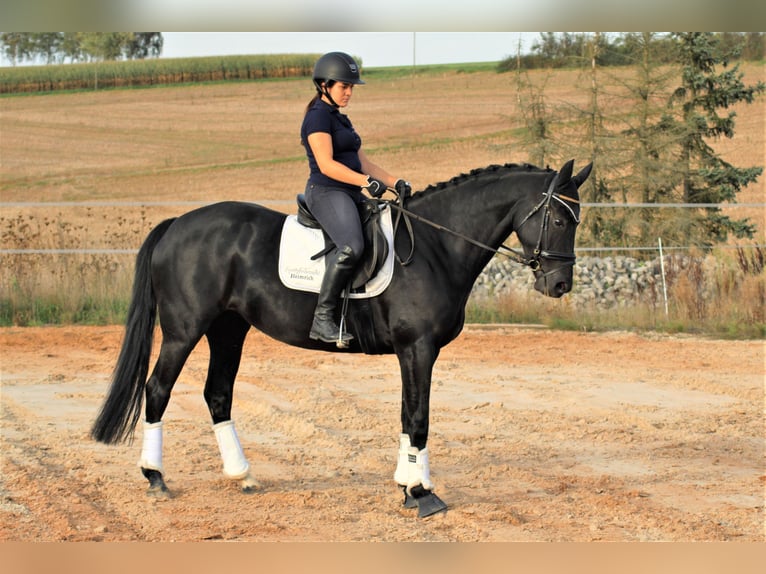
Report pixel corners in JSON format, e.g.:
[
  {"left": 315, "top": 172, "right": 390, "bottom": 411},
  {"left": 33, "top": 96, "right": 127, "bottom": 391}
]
[{"left": 90, "top": 218, "right": 176, "bottom": 445}]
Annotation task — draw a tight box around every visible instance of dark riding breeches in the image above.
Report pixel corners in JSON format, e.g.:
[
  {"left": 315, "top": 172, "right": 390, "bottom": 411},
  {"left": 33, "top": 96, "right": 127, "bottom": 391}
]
[{"left": 304, "top": 183, "right": 365, "bottom": 259}]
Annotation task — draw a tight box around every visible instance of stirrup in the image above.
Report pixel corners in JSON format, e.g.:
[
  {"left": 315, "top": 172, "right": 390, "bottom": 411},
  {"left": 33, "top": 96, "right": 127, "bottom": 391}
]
[
  {"left": 336, "top": 314, "right": 350, "bottom": 348},
  {"left": 337, "top": 285, "right": 352, "bottom": 348},
  {"left": 309, "top": 318, "right": 354, "bottom": 345}
]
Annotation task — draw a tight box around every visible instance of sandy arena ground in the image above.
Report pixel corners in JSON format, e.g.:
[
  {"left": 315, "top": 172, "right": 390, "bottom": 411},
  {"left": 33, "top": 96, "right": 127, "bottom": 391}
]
[{"left": 0, "top": 324, "right": 763, "bottom": 542}]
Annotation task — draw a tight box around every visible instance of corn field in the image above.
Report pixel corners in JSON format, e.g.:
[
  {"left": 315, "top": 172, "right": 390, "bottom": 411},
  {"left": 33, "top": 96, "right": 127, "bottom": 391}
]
[{"left": 0, "top": 54, "right": 319, "bottom": 94}]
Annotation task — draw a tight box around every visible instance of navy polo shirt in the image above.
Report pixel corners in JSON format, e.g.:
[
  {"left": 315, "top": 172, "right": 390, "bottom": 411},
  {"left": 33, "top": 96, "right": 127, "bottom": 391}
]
[{"left": 301, "top": 99, "right": 362, "bottom": 192}]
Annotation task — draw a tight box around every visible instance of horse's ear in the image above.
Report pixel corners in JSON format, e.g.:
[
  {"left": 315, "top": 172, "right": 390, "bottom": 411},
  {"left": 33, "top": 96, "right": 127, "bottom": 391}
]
[
  {"left": 555, "top": 159, "right": 575, "bottom": 186},
  {"left": 572, "top": 162, "right": 593, "bottom": 189}
]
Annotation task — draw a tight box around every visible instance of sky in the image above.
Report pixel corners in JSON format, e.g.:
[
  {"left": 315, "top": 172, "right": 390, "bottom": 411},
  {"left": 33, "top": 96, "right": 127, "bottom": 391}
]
[
  {"left": 2, "top": 0, "right": 758, "bottom": 67},
  {"left": 159, "top": 32, "right": 537, "bottom": 68},
  {"left": 0, "top": 32, "right": 539, "bottom": 68}
]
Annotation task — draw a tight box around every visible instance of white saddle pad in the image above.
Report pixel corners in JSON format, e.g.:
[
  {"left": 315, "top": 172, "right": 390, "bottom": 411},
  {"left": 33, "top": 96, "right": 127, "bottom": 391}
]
[{"left": 278, "top": 205, "right": 395, "bottom": 299}]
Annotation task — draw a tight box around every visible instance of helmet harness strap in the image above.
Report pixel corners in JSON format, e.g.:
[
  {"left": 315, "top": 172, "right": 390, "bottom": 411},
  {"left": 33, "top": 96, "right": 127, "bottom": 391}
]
[{"left": 316, "top": 81, "right": 340, "bottom": 108}]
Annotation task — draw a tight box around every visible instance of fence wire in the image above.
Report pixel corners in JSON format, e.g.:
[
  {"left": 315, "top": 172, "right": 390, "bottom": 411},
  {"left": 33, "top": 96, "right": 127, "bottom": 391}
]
[{"left": 2, "top": 201, "right": 764, "bottom": 255}]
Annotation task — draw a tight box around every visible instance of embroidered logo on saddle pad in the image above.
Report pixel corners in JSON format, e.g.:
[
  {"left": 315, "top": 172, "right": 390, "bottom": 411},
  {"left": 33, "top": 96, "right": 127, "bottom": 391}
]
[{"left": 278, "top": 205, "right": 395, "bottom": 298}]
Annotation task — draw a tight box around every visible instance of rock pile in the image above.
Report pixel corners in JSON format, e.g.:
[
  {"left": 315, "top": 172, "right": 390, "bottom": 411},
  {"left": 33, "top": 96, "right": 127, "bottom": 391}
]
[{"left": 471, "top": 255, "right": 672, "bottom": 309}]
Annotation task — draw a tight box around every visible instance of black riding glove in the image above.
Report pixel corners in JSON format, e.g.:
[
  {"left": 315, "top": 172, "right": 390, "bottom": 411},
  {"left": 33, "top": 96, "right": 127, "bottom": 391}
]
[
  {"left": 363, "top": 176, "right": 388, "bottom": 198},
  {"left": 394, "top": 179, "right": 412, "bottom": 199}
]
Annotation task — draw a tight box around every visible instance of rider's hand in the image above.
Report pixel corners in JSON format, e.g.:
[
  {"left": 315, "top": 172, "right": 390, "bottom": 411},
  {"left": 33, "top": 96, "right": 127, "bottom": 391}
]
[
  {"left": 363, "top": 176, "right": 388, "bottom": 198},
  {"left": 394, "top": 179, "right": 412, "bottom": 199}
]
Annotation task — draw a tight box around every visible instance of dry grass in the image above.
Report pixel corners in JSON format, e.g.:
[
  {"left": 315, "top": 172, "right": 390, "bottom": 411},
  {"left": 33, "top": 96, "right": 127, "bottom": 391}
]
[{"left": 1, "top": 64, "right": 764, "bottom": 330}]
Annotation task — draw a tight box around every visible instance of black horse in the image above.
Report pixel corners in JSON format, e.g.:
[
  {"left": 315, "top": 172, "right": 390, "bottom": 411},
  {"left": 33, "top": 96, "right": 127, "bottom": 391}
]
[{"left": 91, "top": 159, "right": 591, "bottom": 517}]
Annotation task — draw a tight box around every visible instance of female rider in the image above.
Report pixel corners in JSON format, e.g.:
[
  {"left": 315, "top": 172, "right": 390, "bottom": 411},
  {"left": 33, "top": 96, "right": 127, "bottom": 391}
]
[{"left": 301, "top": 51, "right": 411, "bottom": 344}]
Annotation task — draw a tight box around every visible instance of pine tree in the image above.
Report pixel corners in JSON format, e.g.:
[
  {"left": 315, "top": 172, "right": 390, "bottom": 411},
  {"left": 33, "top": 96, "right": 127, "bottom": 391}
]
[
  {"left": 514, "top": 66, "right": 557, "bottom": 168},
  {"left": 618, "top": 32, "right": 682, "bottom": 248},
  {"left": 578, "top": 32, "right": 627, "bottom": 249},
  {"left": 667, "top": 32, "right": 764, "bottom": 247}
]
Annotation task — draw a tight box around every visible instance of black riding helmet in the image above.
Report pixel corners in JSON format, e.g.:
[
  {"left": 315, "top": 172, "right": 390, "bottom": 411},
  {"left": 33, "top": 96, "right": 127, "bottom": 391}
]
[{"left": 313, "top": 52, "right": 364, "bottom": 107}]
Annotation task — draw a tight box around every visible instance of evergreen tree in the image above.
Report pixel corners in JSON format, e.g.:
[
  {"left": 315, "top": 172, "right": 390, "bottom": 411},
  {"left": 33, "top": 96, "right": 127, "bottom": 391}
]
[
  {"left": 577, "top": 32, "right": 626, "bottom": 248},
  {"left": 617, "top": 32, "right": 682, "bottom": 248},
  {"left": 514, "top": 69, "right": 556, "bottom": 168},
  {"left": 667, "top": 32, "right": 764, "bottom": 246}
]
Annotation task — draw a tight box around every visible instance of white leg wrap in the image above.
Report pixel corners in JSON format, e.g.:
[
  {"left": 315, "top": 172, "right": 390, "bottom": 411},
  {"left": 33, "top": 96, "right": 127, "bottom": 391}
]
[
  {"left": 394, "top": 434, "right": 434, "bottom": 492},
  {"left": 138, "top": 421, "right": 164, "bottom": 473},
  {"left": 213, "top": 420, "right": 250, "bottom": 480},
  {"left": 394, "top": 433, "right": 411, "bottom": 484}
]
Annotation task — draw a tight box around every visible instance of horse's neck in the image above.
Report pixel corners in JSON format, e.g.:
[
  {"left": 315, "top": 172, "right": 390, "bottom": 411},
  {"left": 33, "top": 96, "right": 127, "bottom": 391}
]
[{"left": 417, "top": 178, "right": 525, "bottom": 280}]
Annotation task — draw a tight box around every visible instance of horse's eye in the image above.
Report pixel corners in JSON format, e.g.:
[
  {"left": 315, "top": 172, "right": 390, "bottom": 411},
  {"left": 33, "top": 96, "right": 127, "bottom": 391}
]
[{"left": 554, "top": 218, "right": 564, "bottom": 227}]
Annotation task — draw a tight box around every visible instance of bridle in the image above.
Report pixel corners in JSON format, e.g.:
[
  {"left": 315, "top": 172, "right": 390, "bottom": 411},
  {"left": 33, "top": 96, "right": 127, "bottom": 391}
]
[
  {"left": 513, "top": 173, "right": 580, "bottom": 275},
  {"left": 386, "top": 174, "right": 580, "bottom": 275}
]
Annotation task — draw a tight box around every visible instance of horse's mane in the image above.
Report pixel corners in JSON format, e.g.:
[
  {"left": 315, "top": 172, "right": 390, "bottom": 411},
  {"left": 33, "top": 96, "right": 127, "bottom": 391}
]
[{"left": 414, "top": 162, "right": 553, "bottom": 199}]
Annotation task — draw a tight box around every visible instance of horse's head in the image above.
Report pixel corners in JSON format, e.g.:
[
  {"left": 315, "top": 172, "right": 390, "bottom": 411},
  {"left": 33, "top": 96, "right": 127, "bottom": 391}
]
[{"left": 515, "top": 159, "right": 592, "bottom": 298}]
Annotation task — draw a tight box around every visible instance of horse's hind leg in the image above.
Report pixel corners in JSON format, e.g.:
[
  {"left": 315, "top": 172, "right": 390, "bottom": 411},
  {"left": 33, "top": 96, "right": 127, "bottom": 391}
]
[
  {"left": 139, "top": 334, "right": 198, "bottom": 498},
  {"left": 204, "top": 312, "right": 258, "bottom": 493}
]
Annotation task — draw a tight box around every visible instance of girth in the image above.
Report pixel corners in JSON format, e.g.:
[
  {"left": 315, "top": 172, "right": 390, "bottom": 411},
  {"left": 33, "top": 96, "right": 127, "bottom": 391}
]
[{"left": 295, "top": 194, "right": 389, "bottom": 291}]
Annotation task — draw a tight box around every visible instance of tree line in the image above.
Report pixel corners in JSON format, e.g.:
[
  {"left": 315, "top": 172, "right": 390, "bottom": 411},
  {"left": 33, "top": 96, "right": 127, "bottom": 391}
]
[
  {"left": 4, "top": 32, "right": 763, "bottom": 68},
  {"left": 509, "top": 32, "right": 765, "bottom": 253},
  {"left": 1, "top": 33, "right": 163, "bottom": 65},
  {"left": 500, "top": 32, "right": 765, "bottom": 70}
]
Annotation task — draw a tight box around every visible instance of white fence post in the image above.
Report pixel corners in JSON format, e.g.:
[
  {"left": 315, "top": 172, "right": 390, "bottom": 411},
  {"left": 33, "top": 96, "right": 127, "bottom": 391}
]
[{"left": 658, "top": 237, "right": 669, "bottom": 318}]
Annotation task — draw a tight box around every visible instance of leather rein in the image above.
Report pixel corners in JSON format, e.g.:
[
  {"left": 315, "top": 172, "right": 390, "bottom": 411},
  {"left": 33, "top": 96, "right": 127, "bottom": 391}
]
[{"left": 385, "top": 175, "right": 580, "bottom": 274}]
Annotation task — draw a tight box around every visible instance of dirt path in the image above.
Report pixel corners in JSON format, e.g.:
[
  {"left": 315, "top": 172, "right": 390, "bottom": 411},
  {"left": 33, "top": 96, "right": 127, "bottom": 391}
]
[{"left": 1, "top": 325, "right": 763, "bottom": 541}]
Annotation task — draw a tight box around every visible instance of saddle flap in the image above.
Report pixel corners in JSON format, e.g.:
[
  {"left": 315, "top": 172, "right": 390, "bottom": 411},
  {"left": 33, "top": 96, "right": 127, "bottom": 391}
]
[
  {"left": 296, "top": 194, "right": 322, "bottom": 229},
  {"left": 279, "top": 204, "right": 395, "bottom": 299},
  {"left": 351, "top": 206, "right": 389, "bottom": 290},
  {"left": 294, "top": 195, "right": 389, "bottom": 289}
]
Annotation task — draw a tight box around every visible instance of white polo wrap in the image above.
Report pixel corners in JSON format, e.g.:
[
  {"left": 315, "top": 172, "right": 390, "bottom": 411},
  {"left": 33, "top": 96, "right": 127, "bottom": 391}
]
[
  {"left": 213, "top": 420, "right": 250, "bottom": 479},
  {"left": 394, "top": 433, "right": 411, "bottom": 484},
  {"left": 138, "top": 421, "right": 164, "bottom": 473},
  {"left": 393, "top": 433, "right": 434, "bottom": 492}
]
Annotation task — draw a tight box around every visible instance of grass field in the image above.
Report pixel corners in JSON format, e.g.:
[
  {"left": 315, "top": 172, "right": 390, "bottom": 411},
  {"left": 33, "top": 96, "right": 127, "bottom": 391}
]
[{"left": 1, "top": 62, "right": 764, "bottom": 332}]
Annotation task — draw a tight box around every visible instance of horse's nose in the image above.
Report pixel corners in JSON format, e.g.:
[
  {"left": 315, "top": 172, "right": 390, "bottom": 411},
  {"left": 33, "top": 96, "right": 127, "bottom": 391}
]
[
  {"left": 534, "top": 269, "right": 573, "bottom": 298},
  {"left": 554, "top": 280, "right": 571, "bottom": 297}
]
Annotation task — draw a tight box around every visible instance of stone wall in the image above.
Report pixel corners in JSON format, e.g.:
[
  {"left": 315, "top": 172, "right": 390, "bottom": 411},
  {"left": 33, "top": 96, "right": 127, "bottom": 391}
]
[{"left": 470, "top": 254, "right": 691, "bottom": 309}]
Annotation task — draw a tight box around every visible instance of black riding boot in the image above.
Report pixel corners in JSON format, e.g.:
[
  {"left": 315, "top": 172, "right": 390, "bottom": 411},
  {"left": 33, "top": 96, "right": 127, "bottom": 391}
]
[{"left": 309, "top": 245, "right": 357, "bottom": 344}]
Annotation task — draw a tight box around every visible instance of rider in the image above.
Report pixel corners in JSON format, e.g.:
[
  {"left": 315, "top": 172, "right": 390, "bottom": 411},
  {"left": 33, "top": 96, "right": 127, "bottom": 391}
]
[{"left": 301, "top": 51, "right": 411, "bottom": 344}]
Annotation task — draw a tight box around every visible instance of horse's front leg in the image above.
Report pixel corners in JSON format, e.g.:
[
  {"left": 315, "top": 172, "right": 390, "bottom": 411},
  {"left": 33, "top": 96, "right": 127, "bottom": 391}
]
[{"left": 393, "top": 338, "right": 448, "bottom": 518}]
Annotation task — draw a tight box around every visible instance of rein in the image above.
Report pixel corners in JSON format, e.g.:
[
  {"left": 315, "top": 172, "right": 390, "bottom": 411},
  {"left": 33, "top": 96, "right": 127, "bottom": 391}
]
[
  {"left": 385, "top": 175, "right": 578, "bottom": 273},
  {"left": 386, "top": 201, "right": 526, "bottom": 267}
]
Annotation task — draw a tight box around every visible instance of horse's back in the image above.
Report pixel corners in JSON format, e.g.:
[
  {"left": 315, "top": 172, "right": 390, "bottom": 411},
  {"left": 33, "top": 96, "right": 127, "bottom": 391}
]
[
  {"left": 149, "top": 201, "right": 289, "bottom": 324},
  {"left": 153, "top": 201, "right": 282, "bottom": 256},
  {"left": 169, "top": 200, "right": 282, "bottom": 233}
]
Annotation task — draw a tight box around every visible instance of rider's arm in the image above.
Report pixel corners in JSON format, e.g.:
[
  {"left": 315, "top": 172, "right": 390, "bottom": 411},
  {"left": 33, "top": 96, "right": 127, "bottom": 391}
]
[
  {"left": 358, "top": 150, "right": 397, "bottom": 189},
  {"left": 307, "top": 132, "right": 369, "bottom": 187}
]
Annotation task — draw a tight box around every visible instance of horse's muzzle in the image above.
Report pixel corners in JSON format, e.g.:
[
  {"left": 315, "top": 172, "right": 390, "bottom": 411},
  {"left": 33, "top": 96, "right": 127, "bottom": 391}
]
[{"left": 533, "top": 267, "right": 573, "bottom": 298}]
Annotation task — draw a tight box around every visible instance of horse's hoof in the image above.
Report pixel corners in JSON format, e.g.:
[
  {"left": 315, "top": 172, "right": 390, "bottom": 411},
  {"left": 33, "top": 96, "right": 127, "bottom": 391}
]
[
  {"left": 240, "top": 472, "right": 260, "bottom": 494},
  {"left": 142, "top": 468, "right": 171, "bottom": 499},
  {"left": 147, "top": 484, "right": 171, "bottom": 499},
  {"left": 416, "top": 492, "right": 447, "bottom": 518},
  {"left": 403, "top": 485, "right": 448, "bottom": 518},
  {"left": 401, "top": 485, "right": 418, "bottom": 509}
]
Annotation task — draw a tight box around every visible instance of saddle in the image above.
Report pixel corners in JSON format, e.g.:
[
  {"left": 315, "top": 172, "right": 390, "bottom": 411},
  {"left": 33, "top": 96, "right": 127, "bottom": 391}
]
[{"left": 296, "top": 194, "right": 389, "bottom": 291}]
